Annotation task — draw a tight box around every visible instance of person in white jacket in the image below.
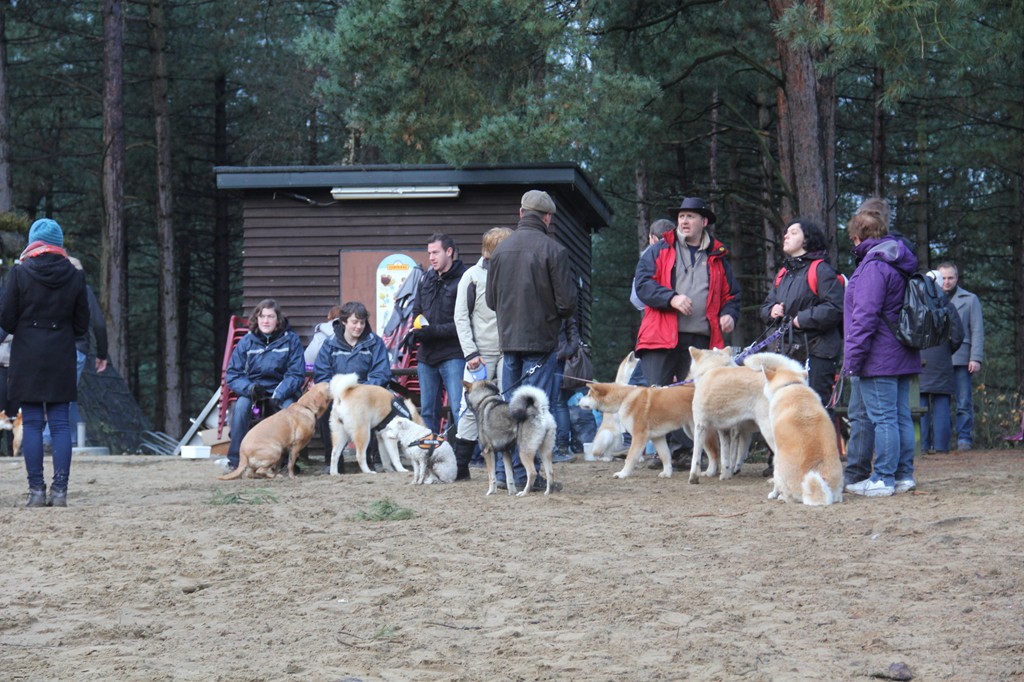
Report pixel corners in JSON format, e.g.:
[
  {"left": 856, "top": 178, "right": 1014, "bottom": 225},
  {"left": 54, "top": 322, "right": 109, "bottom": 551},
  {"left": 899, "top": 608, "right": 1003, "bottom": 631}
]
[
  {"left": 304, "top": 305, "right": 340, "bottom": 366},
  {"left": 451, "top": 226, "right": 512, "bottom": 480}
]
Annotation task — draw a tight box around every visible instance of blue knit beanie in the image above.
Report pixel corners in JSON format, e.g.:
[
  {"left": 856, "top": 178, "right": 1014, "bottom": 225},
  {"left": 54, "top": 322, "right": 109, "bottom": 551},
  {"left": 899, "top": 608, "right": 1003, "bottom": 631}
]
[{"left": 28, "top": 218, "right": 64, "bottom": 248}]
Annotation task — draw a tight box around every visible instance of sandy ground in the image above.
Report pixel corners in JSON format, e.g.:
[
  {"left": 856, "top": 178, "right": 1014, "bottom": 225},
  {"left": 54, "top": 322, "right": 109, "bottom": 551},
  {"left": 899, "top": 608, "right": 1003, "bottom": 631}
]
[{"left": 1, "top": 447, "right": 1022, "bottom": 682}]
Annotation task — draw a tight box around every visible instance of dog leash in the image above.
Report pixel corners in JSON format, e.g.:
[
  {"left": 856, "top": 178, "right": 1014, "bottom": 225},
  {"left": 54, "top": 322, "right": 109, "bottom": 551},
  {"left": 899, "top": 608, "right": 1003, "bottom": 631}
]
[
  {"left": 499, "top": 354, "right": 550, "bottom": 398},
  {"left": 657, "top": 320, "right": 795, "bottom": 389},
  {"left": 732, "top": 319, "right": 793, "bottom": 366}
]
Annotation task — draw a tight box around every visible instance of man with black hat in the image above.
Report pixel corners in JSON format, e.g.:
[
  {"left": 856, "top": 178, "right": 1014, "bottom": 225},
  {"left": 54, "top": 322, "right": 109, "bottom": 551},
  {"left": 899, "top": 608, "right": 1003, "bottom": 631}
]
[
  {"left": 486, "top": 189, "right": 576, "bottom": 492},
  {"left": 634, "top": 197, "right": 740, "bottom": 390}
]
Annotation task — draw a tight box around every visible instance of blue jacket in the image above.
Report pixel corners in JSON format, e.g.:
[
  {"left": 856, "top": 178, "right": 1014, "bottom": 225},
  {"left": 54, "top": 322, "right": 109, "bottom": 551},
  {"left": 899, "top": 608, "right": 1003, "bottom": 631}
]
[
  {"left": 225, "top": 328, "right": 306, "bottom": 401},
  {"left": 313, "top": 324, "right": 391, "bottom": 387},
  {"left": 843, "top": 236, "right": 922, "bottom": 377}
]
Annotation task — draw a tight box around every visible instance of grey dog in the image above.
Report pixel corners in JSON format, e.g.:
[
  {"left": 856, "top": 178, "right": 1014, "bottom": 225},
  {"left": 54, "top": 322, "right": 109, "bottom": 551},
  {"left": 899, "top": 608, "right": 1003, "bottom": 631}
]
[{"left": 461, "top": 380, "right": 556, "bottom": 496}]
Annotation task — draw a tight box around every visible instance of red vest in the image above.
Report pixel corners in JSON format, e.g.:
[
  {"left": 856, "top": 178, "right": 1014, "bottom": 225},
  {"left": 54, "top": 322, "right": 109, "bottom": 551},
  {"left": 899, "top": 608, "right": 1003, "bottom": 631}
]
[{"left": 636, "top": 230, "right": 732, "bottom": 351}]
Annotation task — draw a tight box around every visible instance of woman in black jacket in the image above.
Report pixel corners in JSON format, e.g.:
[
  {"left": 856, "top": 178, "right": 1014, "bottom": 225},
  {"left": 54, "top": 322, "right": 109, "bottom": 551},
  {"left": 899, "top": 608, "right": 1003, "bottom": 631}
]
[{"left": 0, "top": 219, "right": 89, "bottom": 507}]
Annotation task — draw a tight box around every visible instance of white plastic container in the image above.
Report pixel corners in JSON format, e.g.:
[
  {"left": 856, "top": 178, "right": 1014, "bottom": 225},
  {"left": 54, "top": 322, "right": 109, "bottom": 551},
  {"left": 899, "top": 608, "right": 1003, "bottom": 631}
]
[{"left": 180, "top": 445, "right": 212, "bottom": 459}]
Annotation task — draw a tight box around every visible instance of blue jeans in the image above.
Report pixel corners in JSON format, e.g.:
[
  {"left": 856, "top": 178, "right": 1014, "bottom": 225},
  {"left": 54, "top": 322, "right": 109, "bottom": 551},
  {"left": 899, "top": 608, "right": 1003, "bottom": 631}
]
[
  {"left": 920, "top": 393, "right": 952, "bottom": 452},
  {"left": 495, "top": 351, "right": 558, "bottom": 487},
  {"left": 552, "top": 361, "right": 571, "bottom": 449},
  {"left": 953, "top": 365, "right": 974, "bottom": 446},
  {"left": 24, "top": 402, "right": 72, "bottom": 491},
  {"left": 417, "top": 357, "right": 466, "bottom": 434},
  {"left": 844, "top": 377, "right": 874, "bottom": 486},
  {"left": 857, "top": 375, "right": 916, "bottom": 487},
  {"left": 227, "top": 395, "right": 295, "bottom": 469}
]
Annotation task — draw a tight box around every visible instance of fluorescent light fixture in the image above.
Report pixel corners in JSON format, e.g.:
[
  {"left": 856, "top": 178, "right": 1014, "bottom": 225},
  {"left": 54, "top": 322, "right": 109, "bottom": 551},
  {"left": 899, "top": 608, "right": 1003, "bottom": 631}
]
[{"left": 330, "top": 185, "right": 460, "bottom": 200}]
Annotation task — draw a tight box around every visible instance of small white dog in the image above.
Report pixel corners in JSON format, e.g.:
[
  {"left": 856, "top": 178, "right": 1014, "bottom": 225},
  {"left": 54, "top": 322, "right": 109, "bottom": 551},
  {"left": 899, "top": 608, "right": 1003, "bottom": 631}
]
[{"left": 376, "top": 417, "right": 457, "bottom": 484}]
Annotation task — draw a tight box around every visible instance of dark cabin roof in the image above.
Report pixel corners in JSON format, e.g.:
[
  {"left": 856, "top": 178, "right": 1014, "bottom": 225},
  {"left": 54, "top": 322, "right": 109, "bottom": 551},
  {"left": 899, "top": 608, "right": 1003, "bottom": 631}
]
[{"left": 214, "top": 163, "right": 612, "bottom": 228}]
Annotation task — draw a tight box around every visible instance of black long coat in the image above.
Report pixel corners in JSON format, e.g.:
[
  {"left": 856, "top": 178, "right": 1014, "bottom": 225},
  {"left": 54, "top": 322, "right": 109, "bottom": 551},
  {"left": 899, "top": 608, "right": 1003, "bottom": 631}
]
[{"left": 0, "top": 253, "right": 89, "bottom": 403}]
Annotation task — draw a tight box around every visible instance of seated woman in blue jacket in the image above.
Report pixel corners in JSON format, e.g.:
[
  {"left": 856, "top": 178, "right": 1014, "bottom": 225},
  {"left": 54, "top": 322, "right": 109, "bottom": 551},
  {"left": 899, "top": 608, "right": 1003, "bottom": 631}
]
[
  {"left": 224, "top": 299, "right": 306, "bottom": 471},
  {"left": 313, "top": 301, "right": 392, "bottom": 469}
]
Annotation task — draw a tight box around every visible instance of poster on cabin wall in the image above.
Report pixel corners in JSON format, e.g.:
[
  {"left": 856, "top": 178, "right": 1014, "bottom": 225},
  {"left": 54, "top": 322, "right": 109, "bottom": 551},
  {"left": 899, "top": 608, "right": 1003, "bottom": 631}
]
[{"left": 376, "top": 254, "right": 419, "bottom": 333}]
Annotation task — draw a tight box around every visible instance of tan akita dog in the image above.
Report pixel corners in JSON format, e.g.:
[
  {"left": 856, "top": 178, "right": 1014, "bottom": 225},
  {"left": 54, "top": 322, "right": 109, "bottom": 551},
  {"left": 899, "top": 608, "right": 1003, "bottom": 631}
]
[
  {"left": 579, "top": 381, "right": 719, "bottom": 480},
  {"left": 762, "top": 365, "right": 843, "bottom": 505}
]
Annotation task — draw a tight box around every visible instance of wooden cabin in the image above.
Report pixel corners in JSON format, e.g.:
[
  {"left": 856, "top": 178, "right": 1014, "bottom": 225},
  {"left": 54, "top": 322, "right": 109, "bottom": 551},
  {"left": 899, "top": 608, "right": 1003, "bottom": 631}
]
[{"left": 214, "top": 163, "right": 612, "bottom": 344}]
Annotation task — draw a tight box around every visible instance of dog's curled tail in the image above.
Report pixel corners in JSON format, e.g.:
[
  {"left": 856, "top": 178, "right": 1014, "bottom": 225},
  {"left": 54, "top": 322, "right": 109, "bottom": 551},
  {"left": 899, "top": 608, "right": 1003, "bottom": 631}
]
[
  {"left": 743, "top": 352, "right": 804, "bottom": 374},
  {"left": 404, "top": 398, "right": 425, "bottom": 426},
  {"left": 329, "top": 373, "right": 360, "bottom": 402},
  {"left": 801, "top": 470, "right": 838, "bottom": 506},
  {"left": 508, "top": 385, "right": 549, "bottom": 421},
  {"left": 218, "top": 454, "right": 247, "bottom": 481}
]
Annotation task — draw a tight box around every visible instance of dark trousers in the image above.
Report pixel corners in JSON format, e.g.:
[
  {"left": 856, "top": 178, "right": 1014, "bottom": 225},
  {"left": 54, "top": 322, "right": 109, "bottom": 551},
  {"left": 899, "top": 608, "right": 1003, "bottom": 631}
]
[{"left": 637, "top": 333, "right": 710, "bottom": 454}]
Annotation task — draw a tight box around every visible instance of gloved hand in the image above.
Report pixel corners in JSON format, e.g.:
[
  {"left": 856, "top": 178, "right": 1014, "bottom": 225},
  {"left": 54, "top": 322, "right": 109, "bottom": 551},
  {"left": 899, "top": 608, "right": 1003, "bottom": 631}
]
[
  {"left": 249, "top": 383, "right": 267, "bottom": 402},
  {"left": 416, "top": 324, "right": 438, "bottom": 341}
]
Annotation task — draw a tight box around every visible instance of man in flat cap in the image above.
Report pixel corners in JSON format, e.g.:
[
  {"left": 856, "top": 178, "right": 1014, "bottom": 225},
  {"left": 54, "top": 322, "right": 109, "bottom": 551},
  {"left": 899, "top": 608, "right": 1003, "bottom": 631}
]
[
  {"left": 485, "top": 189, "right": 576, "bottom": 492},
  {"left": 634, "top": 196, "right": 740, "bottom": 392}
]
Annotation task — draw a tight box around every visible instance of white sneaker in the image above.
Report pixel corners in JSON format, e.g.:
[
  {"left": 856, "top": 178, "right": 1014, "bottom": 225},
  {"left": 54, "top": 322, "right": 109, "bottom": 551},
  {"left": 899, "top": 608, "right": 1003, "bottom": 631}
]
[
  {"left": 846, "top": 478, "right": 894, "bottom": 497},
  {"left": 894, "top": 479, "right": 916, "bottom": 494}
]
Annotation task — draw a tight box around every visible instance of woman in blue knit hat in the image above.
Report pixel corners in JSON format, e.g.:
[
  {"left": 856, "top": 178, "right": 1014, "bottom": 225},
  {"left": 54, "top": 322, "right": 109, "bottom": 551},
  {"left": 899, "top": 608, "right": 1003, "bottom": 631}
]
[{"left": 0, "top": 218, "right": 89, "bottom": 507}]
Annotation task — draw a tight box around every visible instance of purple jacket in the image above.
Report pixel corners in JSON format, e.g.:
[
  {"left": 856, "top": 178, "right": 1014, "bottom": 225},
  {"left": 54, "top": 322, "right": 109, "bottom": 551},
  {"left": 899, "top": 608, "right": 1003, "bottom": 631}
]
[{"left": 843, "top": 236, "right": 922, "bottom": 377}]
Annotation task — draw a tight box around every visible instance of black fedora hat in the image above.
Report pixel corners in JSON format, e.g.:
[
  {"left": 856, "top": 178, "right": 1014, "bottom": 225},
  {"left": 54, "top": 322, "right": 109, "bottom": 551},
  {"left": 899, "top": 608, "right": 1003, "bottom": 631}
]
[{"left": 668, "top": 197, "right": 716, "bottom": 224}]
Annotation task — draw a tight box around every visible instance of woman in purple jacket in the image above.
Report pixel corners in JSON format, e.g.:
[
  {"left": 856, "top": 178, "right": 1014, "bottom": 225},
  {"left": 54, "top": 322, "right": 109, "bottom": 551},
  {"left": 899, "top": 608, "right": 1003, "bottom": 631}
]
[{"left": 842, "top": 210, "right": 922, "bottom": 497}]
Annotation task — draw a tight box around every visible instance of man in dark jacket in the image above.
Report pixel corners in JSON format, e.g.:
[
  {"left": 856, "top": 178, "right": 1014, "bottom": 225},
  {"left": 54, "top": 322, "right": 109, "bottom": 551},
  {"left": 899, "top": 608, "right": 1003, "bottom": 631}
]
[
  {"left": 486, "top": 190, "right": 577, "bottom": 491},
  {"left": 412, "top": 233, "right": 467, "bottom": 434},
  {"left": 919, "top": 270, "right": 965, "bottom": 453}
]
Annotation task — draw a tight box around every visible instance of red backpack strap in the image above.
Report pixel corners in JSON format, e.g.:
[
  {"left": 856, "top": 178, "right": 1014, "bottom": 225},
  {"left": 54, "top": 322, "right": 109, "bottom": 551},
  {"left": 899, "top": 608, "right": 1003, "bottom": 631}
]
[
  {"left": 774, "top": 267, "right": 787, "bottom": 288},
  {"left": 808, "top": 259, "right": 822, "bottom": 296}
]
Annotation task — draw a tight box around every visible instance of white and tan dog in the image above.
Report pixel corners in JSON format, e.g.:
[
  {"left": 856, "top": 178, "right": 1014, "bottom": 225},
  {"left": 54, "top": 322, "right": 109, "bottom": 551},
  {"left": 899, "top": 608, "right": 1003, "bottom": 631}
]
[
  {"left": 587, "top": 351, "right": 639, "bottom": 461},
  {"left": 762, "top": 364, "right": 843, "bottom": 505},
  {"left": 376, "top": 416, "right": 456, "bottom": 484},
  {"left": 0, "top": 409, "right": 22, "bottom": 457},
  {"left": 328, "top": 373, "right": 422, "bottom": 475},
  {"left": 687, "top": 349, "right": 803, "bottom": 483}
]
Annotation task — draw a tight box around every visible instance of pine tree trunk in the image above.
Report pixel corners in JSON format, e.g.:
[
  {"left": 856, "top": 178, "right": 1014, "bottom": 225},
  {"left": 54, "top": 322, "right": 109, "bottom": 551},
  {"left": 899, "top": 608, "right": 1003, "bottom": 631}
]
[
  {"left": 871, "top": 66, "right": 887, "bottom": 198},
  {"left": 758, "top": 91, "right": 778, "bottom": 278},
  {"left": 102, "top": 0, "right": 128, "bottom": 383},
  {"left": 0, "top": 4, "right": 12, "bottom": 213},
  {"left": 149, "top": 0, "right": 182, "bottom": 436},
  {"left": 635, "top": 160, "right": 648, "bottom": 254},
  {"left": 213, "top": 73, "right": 231, "bottom": 375},
  {"left": 767, "top": 0, "right": 834, "bottom": 242}
]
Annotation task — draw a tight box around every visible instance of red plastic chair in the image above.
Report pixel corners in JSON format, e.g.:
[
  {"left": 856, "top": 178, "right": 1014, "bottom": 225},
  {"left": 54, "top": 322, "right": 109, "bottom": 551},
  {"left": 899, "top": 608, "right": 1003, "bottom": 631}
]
[{"left": 217, "top": 316, "right": 251, "bottom": 439}]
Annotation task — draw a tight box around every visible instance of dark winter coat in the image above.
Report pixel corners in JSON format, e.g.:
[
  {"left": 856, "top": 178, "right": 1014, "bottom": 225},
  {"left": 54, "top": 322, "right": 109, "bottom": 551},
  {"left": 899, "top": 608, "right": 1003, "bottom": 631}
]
[
  {"left": 412, "top": 259, "right": 467, "bottom": 366},
  {"left": 842, "top": 236, "right": 922, "bottom": 377},
  {"left": 313, "top": 324, "right": 391, "bottom": 387},
  {"left": 225, "top": 328, "right": 306, "bottom": 402},
  {"left": 0, "top": 253, "right": 89, "bottom": 402},
  {"left": 759, "top": 252, "right": 844, "bottom": 361},
  {"left": 486, "top": 213, "right": 577, "bottom": 353},
  {"left": 919, "top": 297, "right": 965, "bottom": 394},
  {"left": 76, "top": 283, "right": 108, "bottom": 360}
]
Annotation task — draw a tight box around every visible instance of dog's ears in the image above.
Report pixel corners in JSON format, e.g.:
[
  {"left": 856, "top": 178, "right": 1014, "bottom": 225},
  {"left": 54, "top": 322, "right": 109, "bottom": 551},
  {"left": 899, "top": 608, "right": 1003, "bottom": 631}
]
[
  {"left": 762, "top": 365, "right": 777, "bottom": 381},
  {"left": 689, "top": 346, "right": 702, "bottom": 362},
  {"left": 462, "top": 380, "right": 472, "bottom": 391}
]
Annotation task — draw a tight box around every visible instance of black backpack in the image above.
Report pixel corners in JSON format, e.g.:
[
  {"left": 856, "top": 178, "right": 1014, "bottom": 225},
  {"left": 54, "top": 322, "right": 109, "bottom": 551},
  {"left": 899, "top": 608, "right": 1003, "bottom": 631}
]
[{"left": 881, "top": 270, "right": 952, "bottom": 350}]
